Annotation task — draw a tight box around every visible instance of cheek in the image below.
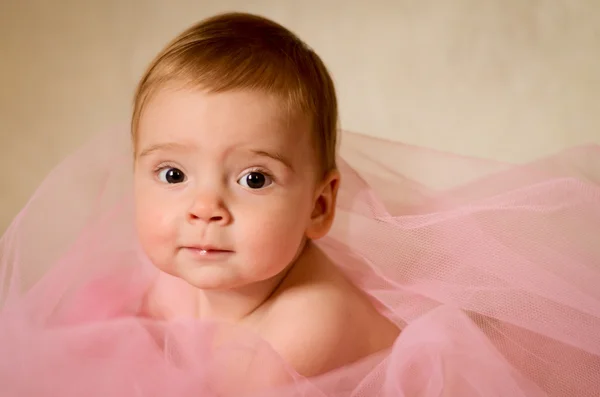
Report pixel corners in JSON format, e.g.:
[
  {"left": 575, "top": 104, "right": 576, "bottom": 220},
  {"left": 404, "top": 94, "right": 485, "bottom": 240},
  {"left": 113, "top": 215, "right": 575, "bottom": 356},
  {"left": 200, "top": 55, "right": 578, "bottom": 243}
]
[
  {"left": 134, "top": 185, "right": 178, "bottom": 266},
  {"left": 237, "top": 198, "right": 312, "bottom": 271}
]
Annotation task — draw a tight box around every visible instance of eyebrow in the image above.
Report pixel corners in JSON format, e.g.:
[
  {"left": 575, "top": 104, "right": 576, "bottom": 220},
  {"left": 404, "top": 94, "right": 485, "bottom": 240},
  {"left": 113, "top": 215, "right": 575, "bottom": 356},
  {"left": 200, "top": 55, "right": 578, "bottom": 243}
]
[
  {"left": 137, "top": 143, "right": 293, "bottom": 170},
  {"left": 137, "top": 142, "right": 191, "bottom": 158},
  {"left": 250, "top": 149, "right": 294, "bottom": 171}
]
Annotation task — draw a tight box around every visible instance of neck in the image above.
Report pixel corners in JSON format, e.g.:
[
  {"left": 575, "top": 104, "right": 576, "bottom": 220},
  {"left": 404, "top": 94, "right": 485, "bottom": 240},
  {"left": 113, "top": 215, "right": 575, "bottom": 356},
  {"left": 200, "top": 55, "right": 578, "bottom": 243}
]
[
  {"left": 197, "top": 240, "right": 309, "bottom": 323},
  {"left": 194, "top": 266, "right": 291, "bottom": 322},
  {"left": 148, "top": 240, "right": 309, "bottom": 323}
]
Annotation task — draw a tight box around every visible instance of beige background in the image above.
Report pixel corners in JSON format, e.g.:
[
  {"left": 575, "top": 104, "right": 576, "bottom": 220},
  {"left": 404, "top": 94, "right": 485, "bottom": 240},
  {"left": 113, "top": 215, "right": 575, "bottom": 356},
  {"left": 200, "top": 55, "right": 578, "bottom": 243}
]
[{"left": 1, "top": 0, "right": 599, "bottom": 233}]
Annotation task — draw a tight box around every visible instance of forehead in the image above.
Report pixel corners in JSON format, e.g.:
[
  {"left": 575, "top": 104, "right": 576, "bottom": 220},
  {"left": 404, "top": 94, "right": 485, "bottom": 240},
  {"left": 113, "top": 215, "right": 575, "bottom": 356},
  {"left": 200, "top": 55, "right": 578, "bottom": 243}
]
[{"left": 137, "top": 87, "right": 312, "bottom": 156}]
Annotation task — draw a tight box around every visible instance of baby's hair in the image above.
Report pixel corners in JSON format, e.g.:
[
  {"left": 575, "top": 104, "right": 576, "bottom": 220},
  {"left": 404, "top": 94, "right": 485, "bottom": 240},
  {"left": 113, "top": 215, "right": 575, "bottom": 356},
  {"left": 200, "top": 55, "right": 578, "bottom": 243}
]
[{"left": 132, "top": 12, "right": 338, "bottom": 173}]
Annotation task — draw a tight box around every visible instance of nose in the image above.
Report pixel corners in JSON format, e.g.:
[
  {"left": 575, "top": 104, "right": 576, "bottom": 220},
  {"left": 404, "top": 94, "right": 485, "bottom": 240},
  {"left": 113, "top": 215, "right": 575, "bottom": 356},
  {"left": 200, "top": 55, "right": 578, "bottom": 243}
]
[{"left": 187, "top": 191, "right": 232, "bottom": 225}]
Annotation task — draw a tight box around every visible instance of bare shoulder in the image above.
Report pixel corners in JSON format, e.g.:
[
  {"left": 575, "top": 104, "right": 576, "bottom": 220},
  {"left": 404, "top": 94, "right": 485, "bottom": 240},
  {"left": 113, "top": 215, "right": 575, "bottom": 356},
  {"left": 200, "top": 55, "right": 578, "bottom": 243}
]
[{"left": 256, "top": 246, "right": 400, "bottom": 377}]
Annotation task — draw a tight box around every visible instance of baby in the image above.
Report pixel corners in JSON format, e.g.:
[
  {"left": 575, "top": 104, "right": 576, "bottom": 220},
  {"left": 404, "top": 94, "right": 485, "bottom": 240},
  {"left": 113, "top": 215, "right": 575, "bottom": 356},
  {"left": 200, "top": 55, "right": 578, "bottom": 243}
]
[{"left": 132, "top": 12, "right": 399, "bottom": 381}]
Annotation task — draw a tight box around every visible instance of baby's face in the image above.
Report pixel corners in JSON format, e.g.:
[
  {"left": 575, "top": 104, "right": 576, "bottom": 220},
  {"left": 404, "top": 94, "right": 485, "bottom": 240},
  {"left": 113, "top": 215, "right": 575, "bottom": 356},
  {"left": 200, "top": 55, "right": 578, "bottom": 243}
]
[{"left": 134, "top": 87, "right": 322, "bottom": 290}]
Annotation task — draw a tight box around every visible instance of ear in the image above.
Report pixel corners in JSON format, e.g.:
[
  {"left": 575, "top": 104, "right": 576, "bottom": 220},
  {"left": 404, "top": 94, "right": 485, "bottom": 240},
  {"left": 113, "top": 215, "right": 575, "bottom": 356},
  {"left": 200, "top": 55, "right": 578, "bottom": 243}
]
[{"left": 306, "top": 169, "right": 341, "bottom": 240}]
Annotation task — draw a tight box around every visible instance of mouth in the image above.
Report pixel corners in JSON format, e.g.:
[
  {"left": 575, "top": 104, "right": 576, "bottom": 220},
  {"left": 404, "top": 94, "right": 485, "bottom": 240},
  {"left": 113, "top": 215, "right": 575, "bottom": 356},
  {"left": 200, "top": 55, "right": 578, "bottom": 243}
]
[{"left": 182, "top": 245, "right": 234, "bottom": 258}]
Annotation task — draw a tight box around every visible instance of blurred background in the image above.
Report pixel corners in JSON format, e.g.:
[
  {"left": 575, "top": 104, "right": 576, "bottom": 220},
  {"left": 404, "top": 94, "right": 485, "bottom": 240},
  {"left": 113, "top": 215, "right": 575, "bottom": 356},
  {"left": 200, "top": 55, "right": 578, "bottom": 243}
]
[{"left": 1, "top": 0, "right": 599, "bottom": 233}]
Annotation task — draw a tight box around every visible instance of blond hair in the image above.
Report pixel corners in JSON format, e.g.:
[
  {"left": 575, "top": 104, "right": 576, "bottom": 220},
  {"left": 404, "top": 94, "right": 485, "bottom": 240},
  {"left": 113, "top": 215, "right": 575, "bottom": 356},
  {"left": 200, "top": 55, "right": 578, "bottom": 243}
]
[{"left": 132, "top": 12, "right": 338, "bottom": 172}]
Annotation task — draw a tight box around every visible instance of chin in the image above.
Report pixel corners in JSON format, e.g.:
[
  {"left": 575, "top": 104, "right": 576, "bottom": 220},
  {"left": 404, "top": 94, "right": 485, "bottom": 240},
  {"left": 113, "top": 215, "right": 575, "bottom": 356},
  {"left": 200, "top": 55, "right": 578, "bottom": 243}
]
[
  {"left": 177, "top": 267, "right": 242, "bottom": 291},
  {"left": 187, "top": 271, "right": 282, "bottom": 292}
]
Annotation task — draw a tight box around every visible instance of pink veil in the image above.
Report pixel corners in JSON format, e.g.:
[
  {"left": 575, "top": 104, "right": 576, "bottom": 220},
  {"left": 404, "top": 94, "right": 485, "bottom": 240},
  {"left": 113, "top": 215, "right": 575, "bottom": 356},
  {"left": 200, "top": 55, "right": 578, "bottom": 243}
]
[{"left": 0, "top": 126, "right": 599, "bottom": 396}]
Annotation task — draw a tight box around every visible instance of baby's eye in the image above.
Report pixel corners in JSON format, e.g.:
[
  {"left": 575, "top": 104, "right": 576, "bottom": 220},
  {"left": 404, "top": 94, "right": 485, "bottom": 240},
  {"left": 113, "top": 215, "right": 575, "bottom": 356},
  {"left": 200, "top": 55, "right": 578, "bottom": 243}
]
[
  {"left": 237, "top": 171, "right": 272, "bottom": 190},
  {"left": 158, "top": 167, "right": 186, "bottom": 184}
]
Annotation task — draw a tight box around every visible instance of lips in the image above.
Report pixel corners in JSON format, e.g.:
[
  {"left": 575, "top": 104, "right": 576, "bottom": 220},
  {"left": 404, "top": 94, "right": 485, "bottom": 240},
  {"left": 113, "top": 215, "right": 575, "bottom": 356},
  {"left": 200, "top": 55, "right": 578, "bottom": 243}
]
[
  {"left": 191, "top": 247, "right": 231, "bottom": 255},
  {"left": 182, "top": 245, "right": 233, "bottom": 258}
]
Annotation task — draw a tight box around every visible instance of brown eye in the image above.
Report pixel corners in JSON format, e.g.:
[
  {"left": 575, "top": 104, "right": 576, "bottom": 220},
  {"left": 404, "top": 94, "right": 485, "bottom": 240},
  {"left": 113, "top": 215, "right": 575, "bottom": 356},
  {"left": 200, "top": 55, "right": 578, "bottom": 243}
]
[
  {"left": 238, "top": 171, "right": 271, "bottom": 189},
  {"left": 158, "top": 167, "right": 186, "bottom": 184}
]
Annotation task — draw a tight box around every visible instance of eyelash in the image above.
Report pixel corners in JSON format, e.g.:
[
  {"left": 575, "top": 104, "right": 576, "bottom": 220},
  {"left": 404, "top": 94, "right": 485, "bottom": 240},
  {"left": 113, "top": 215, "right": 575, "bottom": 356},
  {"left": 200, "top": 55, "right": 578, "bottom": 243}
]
[
  {"left": 153, "top": 163, "right": 179, "bottom": 175},
  {"left": 245, "top": 167, "right": 273, "bottom": 179},
  {"left": 151, "top": 164, "right": 275, "bottom": 182}
]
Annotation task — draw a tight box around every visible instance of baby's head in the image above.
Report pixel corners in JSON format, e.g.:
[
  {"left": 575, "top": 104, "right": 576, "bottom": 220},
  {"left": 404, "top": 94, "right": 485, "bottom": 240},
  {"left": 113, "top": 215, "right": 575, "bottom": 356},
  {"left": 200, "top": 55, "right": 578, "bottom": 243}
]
[{"left": 132, "top": 12, "right": 340, "bottom": 290}]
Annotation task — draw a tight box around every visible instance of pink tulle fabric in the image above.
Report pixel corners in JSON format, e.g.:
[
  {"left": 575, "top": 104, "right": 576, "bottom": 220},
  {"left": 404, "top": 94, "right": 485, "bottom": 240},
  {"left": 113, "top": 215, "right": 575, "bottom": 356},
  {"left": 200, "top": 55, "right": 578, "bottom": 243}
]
[{"left": 1, "top": 128, "right": 599, "bottom": 396}]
